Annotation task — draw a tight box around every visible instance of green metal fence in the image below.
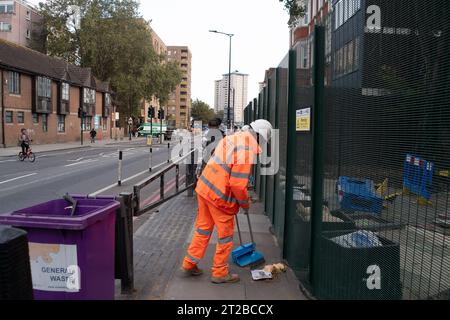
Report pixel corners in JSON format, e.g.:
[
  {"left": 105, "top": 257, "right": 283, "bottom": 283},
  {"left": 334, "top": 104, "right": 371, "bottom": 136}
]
[{"left": 244, "top": 0, "right": 449, "bottom": 300}]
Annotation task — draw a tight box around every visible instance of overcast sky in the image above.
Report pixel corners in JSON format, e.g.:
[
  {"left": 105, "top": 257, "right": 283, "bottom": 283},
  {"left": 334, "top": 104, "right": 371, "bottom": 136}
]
[{"left": 30, "top": 0, "right": 290, "bottom": 108}]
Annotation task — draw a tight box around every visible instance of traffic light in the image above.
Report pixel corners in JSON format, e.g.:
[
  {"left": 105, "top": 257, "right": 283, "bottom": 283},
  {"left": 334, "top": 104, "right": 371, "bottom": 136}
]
[
  {"left": 157, "top": 109, "right": 162, "bottom": 120},
  {"left": 148, "top": 106, "right": 155, "bottom": 119}
]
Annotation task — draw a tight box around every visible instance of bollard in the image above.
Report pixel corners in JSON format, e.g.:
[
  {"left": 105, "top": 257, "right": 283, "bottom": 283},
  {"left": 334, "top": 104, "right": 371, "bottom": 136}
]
[
  {"left": 117, "top": 192, "right": 134, "bottom": 294},
  {"left": 167, "top": 143, "right": 171, "bottom": 163},
  {"left": 149, "top": 147, "right": 153, "bottom": 172},
  {"left": 188, "top": 134, "right": 195, "bottom": 197},
  {"left": 179, "top": 139, "right": 183, "bottom": 157},
  {"left": 118, "top": 151, "right": 123, "bottom": 186}
]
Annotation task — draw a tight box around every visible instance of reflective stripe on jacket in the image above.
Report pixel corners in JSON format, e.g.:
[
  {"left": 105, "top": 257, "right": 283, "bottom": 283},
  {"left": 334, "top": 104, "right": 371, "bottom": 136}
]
[{"left": 195, "top": 131, "right": 261, "bottom": 214}]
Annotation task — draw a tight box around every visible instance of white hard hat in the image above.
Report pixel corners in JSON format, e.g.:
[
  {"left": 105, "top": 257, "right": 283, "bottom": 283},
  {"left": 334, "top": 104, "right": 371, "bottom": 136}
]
[
  {"left": 241, "top": 125, "right": 251, "bottom": 132},
  {"left": 250, "top": 119, "right": 273, "bottom": 138}
]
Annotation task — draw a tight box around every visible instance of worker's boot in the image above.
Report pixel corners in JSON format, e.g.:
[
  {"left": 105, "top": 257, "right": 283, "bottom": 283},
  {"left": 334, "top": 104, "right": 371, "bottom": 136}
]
[
  {"left": 182, "top": 265, "right": 203, "bottom": 277},
  {"left": 211, "top": 274, "right": 240, "bottom": 284}
]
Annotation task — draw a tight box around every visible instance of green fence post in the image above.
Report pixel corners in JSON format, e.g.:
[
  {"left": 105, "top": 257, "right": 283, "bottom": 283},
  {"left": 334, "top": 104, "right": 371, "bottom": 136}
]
[
  {"left": 309, "top": 25, "right": 326, "bottom": 288},
  {"left": 283, "top": 49, "right": 298, "bottom": 259}
]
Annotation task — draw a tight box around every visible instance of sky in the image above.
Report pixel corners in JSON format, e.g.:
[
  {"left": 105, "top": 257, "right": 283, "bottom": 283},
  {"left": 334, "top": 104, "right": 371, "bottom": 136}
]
[{"left": 29, "top": 0, "right": 291, "bottom": 108}]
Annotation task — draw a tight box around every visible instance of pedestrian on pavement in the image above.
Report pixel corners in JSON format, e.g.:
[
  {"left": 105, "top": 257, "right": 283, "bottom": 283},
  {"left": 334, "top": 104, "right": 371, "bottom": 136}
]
[
  {"left": 90, "top": 128, "right": 97, "bottom": 143},
  {"left": 196, "top": 118, "right": 226, "bottom": 179},
  {"left": 19, "top": 128, "right": 31, "bottom": 155},
  {"left": 182, "top": 119, "right": 273, "bottom": 284}
]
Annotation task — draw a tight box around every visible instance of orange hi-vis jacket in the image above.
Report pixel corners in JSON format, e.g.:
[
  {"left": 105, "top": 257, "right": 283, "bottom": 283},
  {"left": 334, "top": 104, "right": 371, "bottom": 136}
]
[{"left": 195, "top": 130, "right": 262, "bottom": 214}]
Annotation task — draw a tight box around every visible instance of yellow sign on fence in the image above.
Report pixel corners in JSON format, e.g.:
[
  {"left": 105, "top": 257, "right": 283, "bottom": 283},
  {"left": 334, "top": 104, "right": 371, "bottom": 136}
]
[{"left": 296, "top": 108, "right": 311, "bottom": 132}]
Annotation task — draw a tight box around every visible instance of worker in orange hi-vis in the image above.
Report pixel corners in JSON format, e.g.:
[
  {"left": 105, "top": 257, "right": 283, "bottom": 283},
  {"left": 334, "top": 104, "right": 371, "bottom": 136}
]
[{"left": 182, "top": 119, "right": 273, "bottom": 284}]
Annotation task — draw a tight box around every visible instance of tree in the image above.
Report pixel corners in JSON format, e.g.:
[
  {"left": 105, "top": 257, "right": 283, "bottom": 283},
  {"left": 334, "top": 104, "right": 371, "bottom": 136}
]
[
  {"left": 191, "top": 99, "right": 215, "bottom": 124},
  {"left": 35, "top": 0, "right": 182, "bottom": 125},
  {"left": 281, "top": 0, "right": 306, "bottom": 29}
]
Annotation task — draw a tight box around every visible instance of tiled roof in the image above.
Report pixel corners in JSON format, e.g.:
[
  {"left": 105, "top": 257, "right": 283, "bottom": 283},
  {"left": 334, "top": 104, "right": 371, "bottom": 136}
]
[{"left": 0, "top": 39, "right": 110, "bottom": 92}]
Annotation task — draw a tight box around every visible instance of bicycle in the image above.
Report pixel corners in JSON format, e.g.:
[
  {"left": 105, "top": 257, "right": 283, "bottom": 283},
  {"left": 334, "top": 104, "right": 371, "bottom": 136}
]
[{"left": 19, "top": 147, "right": 36, "bottom": 163}]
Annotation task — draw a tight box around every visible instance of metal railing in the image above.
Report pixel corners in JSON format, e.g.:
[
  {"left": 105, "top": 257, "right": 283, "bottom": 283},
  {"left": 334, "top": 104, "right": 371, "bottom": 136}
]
[{"left": 133, "top": 148, "right": 198, "bottom": 217}]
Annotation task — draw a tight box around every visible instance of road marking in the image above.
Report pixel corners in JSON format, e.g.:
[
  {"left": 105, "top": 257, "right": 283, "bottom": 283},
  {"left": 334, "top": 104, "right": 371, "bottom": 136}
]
[
  {"left": 64, "top": 159, "right": 98, "bottom": 167},
  {"left": 0, "top": 173, "right": 38, "bottom": 186},
  {"left": 90, "top": 170, "right": 151, "bottom": 196},
  {"left": 90, "top": 160, "right": 176, "bottom": 196},
  {"left": 67, "top": 157, "right": 84, "bottom": 162},
  {"left": 0, "top": 159, "right": 16, "bottom": 163}
]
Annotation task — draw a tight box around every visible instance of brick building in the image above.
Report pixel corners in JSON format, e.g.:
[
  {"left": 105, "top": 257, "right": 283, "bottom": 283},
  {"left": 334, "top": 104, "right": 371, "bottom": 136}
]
[
  {"left": 0, "top": 39, "right": 113, "bottom": 147},
  {"left": 167, "top": 46, "right": 192, "bottom": 129},
  {"left": 0, "top": 0, "right": 43, "bottom": 50}
]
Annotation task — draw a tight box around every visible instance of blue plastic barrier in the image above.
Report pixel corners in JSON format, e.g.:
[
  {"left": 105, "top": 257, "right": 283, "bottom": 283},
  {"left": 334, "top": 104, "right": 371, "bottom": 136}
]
[{"left": 403, "top": 154, "right": 434, "bottom": 200}]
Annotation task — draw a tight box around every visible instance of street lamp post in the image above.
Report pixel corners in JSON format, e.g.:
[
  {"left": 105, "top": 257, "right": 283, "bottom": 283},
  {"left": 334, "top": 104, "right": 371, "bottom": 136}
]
[{"left": 209, "top": 30, "right": 234, "bottom": 130}]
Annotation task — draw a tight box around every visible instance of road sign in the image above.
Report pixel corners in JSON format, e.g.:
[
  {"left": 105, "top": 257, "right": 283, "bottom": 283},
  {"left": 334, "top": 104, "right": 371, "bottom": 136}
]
[{"left": 94, "top": 116, "right": 99, "bottom": 129}]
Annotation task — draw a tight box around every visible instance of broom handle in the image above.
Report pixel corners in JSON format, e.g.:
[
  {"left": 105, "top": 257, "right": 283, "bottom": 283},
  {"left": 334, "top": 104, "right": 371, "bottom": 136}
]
[
  {"left": 245, "top": 209, "right": 255, "bottom": 245},
  {"left": 235, "top": 214, "right": 243, "bottom": 246}
]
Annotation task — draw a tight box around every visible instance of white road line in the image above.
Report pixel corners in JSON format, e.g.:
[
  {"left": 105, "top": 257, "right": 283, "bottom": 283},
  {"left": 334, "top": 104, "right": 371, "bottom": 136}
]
[
  {"left": 90, "top": 170, "right": 148, "bottom": 196},
  {"left": 64, "top": 159, "right": 98, "bottom": 167},
  {"left": 0, "top": 173, "right": 38, "bottom": 185},
  {"left": 67, "top": 157, "right": 84, "bottom": 162},
  {"left": 0, "top": 159, "right": 16, "bottom": 163},
  {"left": 90, "top": 160, "right": 172, "bottom": 196}
]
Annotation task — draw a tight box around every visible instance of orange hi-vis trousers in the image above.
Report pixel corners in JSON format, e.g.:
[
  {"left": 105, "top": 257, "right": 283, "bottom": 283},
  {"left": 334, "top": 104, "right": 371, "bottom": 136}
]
[{"left": 183, "top": 194, "right": 236, "bottom": 278}]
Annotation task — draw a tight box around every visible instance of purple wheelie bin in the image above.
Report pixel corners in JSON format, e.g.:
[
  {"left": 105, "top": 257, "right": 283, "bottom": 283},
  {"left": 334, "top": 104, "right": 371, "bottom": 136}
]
[{"left": 0, "top": 197, "right": 120, "bottom": 300}]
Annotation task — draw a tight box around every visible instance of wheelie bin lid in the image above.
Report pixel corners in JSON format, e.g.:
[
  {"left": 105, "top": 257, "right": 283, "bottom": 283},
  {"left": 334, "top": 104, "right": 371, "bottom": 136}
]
[{"left": 0, "top": 198, "right": 120, "bottom": 231}]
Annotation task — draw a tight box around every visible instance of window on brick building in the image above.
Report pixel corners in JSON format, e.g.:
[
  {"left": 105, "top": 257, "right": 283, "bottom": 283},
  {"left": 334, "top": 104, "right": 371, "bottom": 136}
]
[
  {"left": 0, "top": 22, "right": 12, "bottom": 31},
  {"left": 58, "top": 115, "right": 65, "bottom": 133},
  {"left": 103, "top": 117, "right": 107, "bottom": 130},
  {"left": 37, "top": 76, "right": 51, "bottom": 98},
  {"left": 62, "top": 82, "right": 70, "bottom": 101},
  {"left": 85, "top": 116, "right": 92, "bottom": 130},
  {"left": 0, "top": 3, "right": 14, "bottom": 14},
  {"left": 9, "top": 72, "right": 20, "bottom": 94},
  {"left": 32, "top": 113, "right": 39, "bottom": 124},
  {"left": 5, "top": 111, "right": 13, "bottom": 123},
  {"left": 42, "top": 114, "right": 48, "bottom": 132},
  {"left": 17, "top": 112, "right": 24, "bottom": 124},
  {"left": 83, "top": 88, "right": 95, "bottom": 104}
]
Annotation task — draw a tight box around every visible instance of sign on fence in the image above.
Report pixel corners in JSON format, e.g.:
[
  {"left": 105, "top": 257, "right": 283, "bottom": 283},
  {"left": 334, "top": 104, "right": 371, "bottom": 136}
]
[{"left": 296, "top": 108, "right": 311, "bottom": 132}]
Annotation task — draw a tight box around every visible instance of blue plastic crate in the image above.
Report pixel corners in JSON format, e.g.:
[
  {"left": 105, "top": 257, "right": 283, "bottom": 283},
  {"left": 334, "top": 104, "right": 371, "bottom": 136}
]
[
  {"left": 337, "top": 177, "right": 383, "bottom": 215},
  {"left": 403, "top": 154, "right": 434, "bottom": 200}
]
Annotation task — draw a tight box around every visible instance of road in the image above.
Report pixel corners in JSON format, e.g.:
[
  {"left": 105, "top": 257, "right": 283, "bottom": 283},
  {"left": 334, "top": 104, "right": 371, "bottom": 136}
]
[{"left": 0, "top": 140, "right": 187, "bottom": 214}]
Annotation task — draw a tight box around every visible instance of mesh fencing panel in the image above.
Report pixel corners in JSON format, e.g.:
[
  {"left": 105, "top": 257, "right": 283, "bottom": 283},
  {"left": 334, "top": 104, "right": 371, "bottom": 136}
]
[{"left": 244, "top": 0, "right": 449, "bottom": 300}]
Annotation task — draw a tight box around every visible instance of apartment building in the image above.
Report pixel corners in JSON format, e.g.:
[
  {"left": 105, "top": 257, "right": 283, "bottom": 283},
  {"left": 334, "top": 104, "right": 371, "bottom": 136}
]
[
  {"left": 0, "top": 39, "right": 113, "bottom": 147},
  {"left": 167, "top": 46, "right": 192, "bottom": 129},
  {"left": 214, "top": 72, "right": 248, "bottom": 125},
  {"left": 0, "top": 0, "right": 43, "bottom": 49}
]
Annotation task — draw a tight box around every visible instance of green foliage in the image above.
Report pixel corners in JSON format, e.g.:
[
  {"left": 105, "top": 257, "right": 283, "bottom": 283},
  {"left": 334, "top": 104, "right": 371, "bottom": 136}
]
[
  {"left": 191, "top": 99, "right": 215, "bottom": 124},
  {"left": 36, "top": 0, "right": 182, "bottom": 121},
  {"left": 281, "top": 0, "right": 306, "bottom": 29}
]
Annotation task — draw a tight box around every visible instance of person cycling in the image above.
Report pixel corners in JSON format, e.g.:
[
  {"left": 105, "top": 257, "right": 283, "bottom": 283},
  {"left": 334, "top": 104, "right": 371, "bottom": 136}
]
[{"left": 19, "top": 128, "right": 30, "bottom": 155}]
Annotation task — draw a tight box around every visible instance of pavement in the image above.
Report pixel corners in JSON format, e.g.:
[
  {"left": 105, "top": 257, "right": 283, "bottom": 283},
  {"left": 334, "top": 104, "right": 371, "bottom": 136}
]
[{"left": 116, "top": 192, "right": 308, "bottom": 300}]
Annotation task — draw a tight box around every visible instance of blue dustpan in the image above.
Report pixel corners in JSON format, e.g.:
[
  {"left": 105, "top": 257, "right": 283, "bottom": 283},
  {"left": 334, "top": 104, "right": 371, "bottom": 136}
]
[
  {"left": 232, "top": 243, "right": 255, "bottom": 262},
  {"left": 232, "top": 210, "right": 265, "bottom": 268}
]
